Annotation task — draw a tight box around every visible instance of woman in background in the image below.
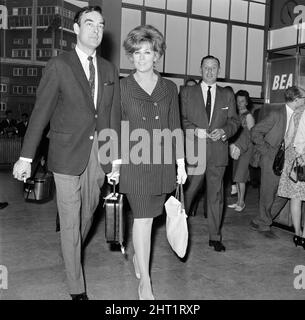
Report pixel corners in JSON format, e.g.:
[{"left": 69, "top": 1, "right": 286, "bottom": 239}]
[
  {"left": 278, "top": 87, "right": 305, "bottom": 248},
  {"left": 228, "top": 90, "right": 255, "bottom": 212},
  {"left": 119, "top": 25, "right": 187, "bottom": 300}
]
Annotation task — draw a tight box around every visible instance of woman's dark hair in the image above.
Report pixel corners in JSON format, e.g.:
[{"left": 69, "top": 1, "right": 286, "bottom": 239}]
[
  {"left": 284, "top": 86, "right": 303, "bottom": 102},
  {"left": 123, "top": 25, "right": 166, "bottom": 58},
  {"left": 73, "top": 6, "right": 103, "bottom": 25},
  {"left": 235, "top": 90, "right": 253, "bottom": 113}
]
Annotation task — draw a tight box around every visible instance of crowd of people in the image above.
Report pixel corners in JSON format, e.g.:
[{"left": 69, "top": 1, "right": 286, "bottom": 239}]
[
  {"left": 0, "top": 110, "right": 29, "bottom": 138},
  {"left": 6, "top": 5, "right": 305, "bottom": 300}
]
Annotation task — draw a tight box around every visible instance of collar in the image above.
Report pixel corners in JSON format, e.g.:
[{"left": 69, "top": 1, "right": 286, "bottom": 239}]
[
  {"left": 75, "top": 45, "right": 96, "bottom": 63},
  {"left": 285, "top": 104, "right": 294, "bottom": 115},
  {"left": 201, "top": 81, "right": 216, "bottom": 91}
]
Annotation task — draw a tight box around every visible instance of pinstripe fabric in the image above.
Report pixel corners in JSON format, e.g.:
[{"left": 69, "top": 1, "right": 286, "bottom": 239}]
[
  {"left": 126, "top": 193, "right": 167, "bottom": 218},
  {"left": 119, "top": 71, "right": 184, "bottom": 195}
]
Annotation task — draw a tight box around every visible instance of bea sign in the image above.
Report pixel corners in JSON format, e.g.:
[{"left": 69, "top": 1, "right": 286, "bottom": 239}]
[{"left": 268, "top": 57, "right": 296, "bottom": 104}]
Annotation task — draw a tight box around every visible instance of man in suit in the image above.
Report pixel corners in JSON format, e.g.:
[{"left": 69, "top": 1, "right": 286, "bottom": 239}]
[
  {"left": 13, "top": 6, "right": 121, "bottom": 300},
  {"left": 249, "top": 86, "right": 304, "bottom": 236},
  {"left": 1, "top": 110, "right": 18, "bottom": 136},
  {"left": 16, "top": 113, "right": 29, "bottom": 138},
  {"left": 180, "top": 55, "right": 240, "bottom": 252}
]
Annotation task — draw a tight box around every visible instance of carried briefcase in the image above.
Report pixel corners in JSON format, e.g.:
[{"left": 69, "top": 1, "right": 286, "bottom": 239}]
[
  {"left": 103, "top": 180, "right": 125, "bottom": 254},
  {"left": 24, "top": 161, "right": 54, "bottom": 202}
]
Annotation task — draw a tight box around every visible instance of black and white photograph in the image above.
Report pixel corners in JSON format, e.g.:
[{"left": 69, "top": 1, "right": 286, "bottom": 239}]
[{"left": 1, "top": 0, "right": 305, "bottom": 305}]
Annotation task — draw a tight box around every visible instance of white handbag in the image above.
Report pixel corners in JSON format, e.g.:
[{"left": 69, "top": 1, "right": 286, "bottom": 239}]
[{"left": 165, "top": 184, "right": 188, "bottom": 258}]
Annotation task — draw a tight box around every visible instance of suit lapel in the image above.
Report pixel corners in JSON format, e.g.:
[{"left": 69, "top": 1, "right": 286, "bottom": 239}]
[
  {"left": 193, "top": 83, "right": 209, "bottom": 128},
  {"left": 281, "top": 104, "right": 287, "bottom": 140},
  {"left": 96, "top": 56, "right": 105, "bottom": 111},
  {"left": 69, "top": 50, "right": 95, "bottom": 112}
]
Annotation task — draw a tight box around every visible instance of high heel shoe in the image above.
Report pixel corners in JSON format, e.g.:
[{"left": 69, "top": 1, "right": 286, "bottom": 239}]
[
  {"left": 227, "top": 203, "right": 238, "bottom": 209},
  {"left": 292, "top": 235, "right": 305, "bottom": 248},
  {"left": 234, "top": 203, "right": 245, "bottom": 212},
  {"left": 133, "top": 255, "right": 140, "bottom": 280}
]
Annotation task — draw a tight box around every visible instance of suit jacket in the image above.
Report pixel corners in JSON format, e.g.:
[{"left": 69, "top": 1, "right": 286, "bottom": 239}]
[
  {"left": 20, "top": 49, "right": 121, "bottom": 175},
  {"left": 119, "top": 72, "right": 184, "bottom": 195},
  {"left": 251, "top": 104, "right": 287, "bottom": 163},
  {"left": 180, "top": 83, "right": 239, "bottom": 167}
]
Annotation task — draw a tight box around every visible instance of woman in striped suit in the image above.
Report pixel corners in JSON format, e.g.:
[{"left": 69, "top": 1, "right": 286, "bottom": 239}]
[{"left": 119, "top": 25, "right": 187, "bottom": 300}]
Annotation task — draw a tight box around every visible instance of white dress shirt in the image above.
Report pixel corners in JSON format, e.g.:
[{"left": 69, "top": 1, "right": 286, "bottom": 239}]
[
  {"left": 200, "top": 82, "right": 216, "bottom": 124},
  {"left": 285, "top": 104, "right": 294, "bottom": 135},
  {"left": 75, "top": 45, "right": 98, "bottom": 108}
]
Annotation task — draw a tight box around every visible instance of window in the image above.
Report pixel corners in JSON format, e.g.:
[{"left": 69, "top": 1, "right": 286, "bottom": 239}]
[
  {"left": 12, "top": 49, "right": 31, "bottom": 58},
  {"left": 28, "top": 38, "right": 38, "bottom": 45},
  {"left": 13, "top": 86, "right": 23, "bottom": 94},
  {"left": 13, "top": 39, "right": 24, "bottom": 45},
  {"left": 37, "top": 49, "right": 52, "bottom": 58},
  {"left": 0, "top": 102, "right": 7, "bottom": 112},
  {"left": 13, "top": 68, "right": 23, "bottom": 76},
  {"left": 12, "top": 8, "right": 18, "bottom": 16},
  {"left": 43, "top": 38, "right": 53, "bottom": 45},
  {"left": 0, "top": 84, "right": 7, "bottom": 93},
  {"left": 59, "top": 39, "right": 67, "bottom": 47},
  {"left": 27, "top": 86, "right": 37, "bottom": 95},
  {"left": 27, "top": 68, "right": 37, "bottom": 76}
]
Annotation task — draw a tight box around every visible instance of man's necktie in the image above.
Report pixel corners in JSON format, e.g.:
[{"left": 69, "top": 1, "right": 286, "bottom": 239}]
[
  {"left": 206, "top": 86, "right": 212, "bottom": 122},
  {"left": 88, "top": 56, "right": 95, "bottom": 101}
]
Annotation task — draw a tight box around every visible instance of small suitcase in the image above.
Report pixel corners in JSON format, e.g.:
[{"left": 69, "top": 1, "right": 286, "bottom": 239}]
[
  {"left": 104, "top": 180, "right": 125, "bottom": 254},
  {"left": 24, "top": 161, "right": 54, "bottom": 202}
]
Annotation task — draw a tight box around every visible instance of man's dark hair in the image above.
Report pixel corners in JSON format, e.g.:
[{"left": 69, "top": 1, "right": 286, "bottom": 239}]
[
  {"left": 200, "top": 55, "right": 220, "bottom": 68},
  {"left": 73, "top": 6, "right": 103, "bottom": 25},
  {"left": 284, "top": 86, "right": 303, "bottom": 103}
]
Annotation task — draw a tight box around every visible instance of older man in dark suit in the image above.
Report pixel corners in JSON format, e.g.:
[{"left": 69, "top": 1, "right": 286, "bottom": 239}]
[
  {"left": 13, "top": 6, "right": 121, "bottom": 300},
  {"left": 250, "top": 86, "right": 304, "bottom": 236},
  {"left": 180, "top": 55, "right": 240, "bottom": 252}
]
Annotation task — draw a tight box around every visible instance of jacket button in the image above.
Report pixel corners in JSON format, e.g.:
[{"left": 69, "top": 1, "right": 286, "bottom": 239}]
[
  {"left": 155, "top": 116, "right": 159, "bottom": 120},
  {"left": 142, "top": 116, "right": 146, "bottom": 120},
  {"left": 154, "top": 102, "right": 158, "bottom": 106},
  {"left": 94, "top": 114, "right": 98, "bottom": 119},
  {"left": 89, "top": 136, "right": 94, "bottom": 140}
]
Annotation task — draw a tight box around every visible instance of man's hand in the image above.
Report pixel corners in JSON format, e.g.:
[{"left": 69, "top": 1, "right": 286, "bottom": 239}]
[
  {"left": 13, "top": 159, "right": 31, "bottom": 182},
  {"left": 230, "top": 144, "right": 241, "bottom": 160},
  {"left": 107, "top": 163, "right": 120, "bottom": 185},
  {"left": 209, "top": 128, "right": 226, "bottom": 141},
  {"left": 195, "top": 128, "right": 208, "bottom": 139}
]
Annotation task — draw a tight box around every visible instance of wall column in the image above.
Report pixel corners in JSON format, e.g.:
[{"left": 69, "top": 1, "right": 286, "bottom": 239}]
[{"left": 89, "top": 0, "right": 122, "bottom": 69}]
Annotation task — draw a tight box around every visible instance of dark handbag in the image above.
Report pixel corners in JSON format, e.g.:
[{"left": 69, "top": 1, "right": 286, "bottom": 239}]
[
  {"left": 103, "top": 180, "right": 125, "bottom": 254},
  {"left": 24, "top": 160, "right": 54, "bottom": 202},
  {"left": 273, "top": 140, "right": 285, "bottom": 176},
  {"left": 289, "top": 157, "right": 305, "bottom": 183}
]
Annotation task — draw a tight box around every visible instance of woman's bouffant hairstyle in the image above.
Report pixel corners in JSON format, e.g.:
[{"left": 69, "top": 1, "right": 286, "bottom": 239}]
[
  {"left": 123, "top": 25, "right": 166, "bottom": 58},
  {"left": 235, "top": 89, "right": 254, "bottom": 113}
]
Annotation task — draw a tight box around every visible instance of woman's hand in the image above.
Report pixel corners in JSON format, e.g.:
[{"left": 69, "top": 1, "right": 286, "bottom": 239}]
[{"left": 176, "top": 158, "right": 187, "bottom": 184}]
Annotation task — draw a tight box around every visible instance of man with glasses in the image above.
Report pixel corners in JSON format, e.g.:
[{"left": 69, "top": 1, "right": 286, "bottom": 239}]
[{"left": 13, "top": 6, "right": 121, "bottom": 300}]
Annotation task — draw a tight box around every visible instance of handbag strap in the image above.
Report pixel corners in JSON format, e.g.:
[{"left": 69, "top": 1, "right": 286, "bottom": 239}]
[{"left": 175, "top": 183, "right": 185, "bottom": 210}]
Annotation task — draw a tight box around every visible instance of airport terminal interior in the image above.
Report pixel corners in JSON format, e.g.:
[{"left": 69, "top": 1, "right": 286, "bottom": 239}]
[{"left": 1, "top": 0, "right": 305, "bottom": 300}]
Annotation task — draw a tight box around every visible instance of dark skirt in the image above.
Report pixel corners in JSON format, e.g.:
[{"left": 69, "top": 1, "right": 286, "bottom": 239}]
[{"left": 126, "top": 193, "right": 167, "bottom": 219}]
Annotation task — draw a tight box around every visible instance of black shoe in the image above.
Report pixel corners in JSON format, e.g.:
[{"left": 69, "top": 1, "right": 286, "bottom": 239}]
[
  {"left": 209, "top": 240, "right": 226, "bottom": 252},
  {"left": 0, "top": 202, "right": 8, "bottom": 210},
  {"left": 70, "top": 293, "right": 89, "bottom": 300},
  {"left": 293, "top": 235, "right": 305, "bottom": 249}
]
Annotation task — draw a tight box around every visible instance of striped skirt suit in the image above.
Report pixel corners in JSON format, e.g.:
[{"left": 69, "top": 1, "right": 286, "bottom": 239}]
[{"left": 119, "top": 71, "right": 184, "bottom": 218}]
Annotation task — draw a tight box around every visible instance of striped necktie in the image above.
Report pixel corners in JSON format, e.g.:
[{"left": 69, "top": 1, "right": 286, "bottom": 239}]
[{"left": 88, "top": 56, "right": 95, "bottom": 101}]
